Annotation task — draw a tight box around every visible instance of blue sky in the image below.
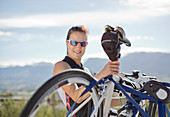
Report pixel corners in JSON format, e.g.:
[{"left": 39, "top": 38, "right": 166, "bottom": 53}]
[{"left": 0, "top": 0, "right": 170, "bottom": 67}]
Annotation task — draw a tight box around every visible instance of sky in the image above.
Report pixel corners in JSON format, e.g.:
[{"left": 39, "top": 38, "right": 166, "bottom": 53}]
[{"left": 0, "top": 0, "right": 170, "bottom": 67}]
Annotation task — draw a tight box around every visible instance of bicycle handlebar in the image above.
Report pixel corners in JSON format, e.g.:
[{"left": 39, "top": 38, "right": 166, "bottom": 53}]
[{"left": 120, "top": 70, "right": 156, "bottom": 80}]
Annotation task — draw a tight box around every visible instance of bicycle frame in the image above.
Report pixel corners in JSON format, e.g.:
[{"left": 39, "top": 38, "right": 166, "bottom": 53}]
[
  {"left": 109, "top": 75, "right": 170, "bottom": 117},
  {"left": 67, "top": 75, "right": 170, "bottom": 117}
]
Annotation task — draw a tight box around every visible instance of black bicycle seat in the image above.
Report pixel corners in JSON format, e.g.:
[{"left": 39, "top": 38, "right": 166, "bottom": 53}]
[{"left": 101, "top": 25, "right": 131, "bottom": 61}]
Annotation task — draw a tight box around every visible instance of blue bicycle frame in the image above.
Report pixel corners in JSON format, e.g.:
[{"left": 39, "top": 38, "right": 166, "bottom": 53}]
[
  {"left": 67, "top": 75, "right": 170, "bottom": 117},
  {"left": 108, "top": 75, "right": 170, "bottom": 117}
]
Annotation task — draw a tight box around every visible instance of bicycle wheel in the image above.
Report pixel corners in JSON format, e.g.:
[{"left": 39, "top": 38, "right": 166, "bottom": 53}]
[{"left": 20, "top": 69, "right": 102, "bottom": 117}]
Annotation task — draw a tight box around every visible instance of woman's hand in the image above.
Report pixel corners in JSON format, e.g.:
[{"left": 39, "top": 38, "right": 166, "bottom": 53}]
[{"left": 94, "top": 61, "right": 120, "bottom": 81}]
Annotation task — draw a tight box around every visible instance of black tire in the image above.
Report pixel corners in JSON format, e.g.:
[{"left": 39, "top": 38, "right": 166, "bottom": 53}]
[{"left": 20, "top": 69, "right": 101, "bottom": 117}]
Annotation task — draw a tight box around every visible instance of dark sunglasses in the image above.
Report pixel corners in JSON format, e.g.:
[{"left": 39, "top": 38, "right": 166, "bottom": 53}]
[{"left": 67, "top": 40, "right": 88, "bottom": 47}]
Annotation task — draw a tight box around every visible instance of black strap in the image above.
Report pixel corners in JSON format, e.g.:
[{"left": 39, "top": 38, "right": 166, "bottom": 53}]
[{"left": 62, "top": 56, "right": 84, "bottom": 70}]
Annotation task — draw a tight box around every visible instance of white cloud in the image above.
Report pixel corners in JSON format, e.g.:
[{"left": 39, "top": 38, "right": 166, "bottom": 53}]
[
  {"left": 0, "top": 58, "right": 57, "bottom": 68},
  {"left": 0, "top": 31, "right": 13, "bottom": 36},
  {"left": 121, "top": 47, "right": 170, "bottom": 57},
  {"left": 127, "top": 36, "right": 154, "bottom": 41},
  {"left": 17, "top": 33, "right": 32, "bottom": 42},
  {"left": 0, "top": 32, "right": 33, "bottom": 42},
  {"left": 0, "top": 32, "right": 56, "bottom": 42},
  {"left": 121, "top": 0, "right": 170, "bottom": 9},
  {"left": 82, "top": 47, "right": 170, "bottom": 63},
  {"left": 0, "top": 0, "right": 170, "bottom": 29},
  {"left": 120, "top": 0, "right": 170, "bottom": 17},
  {"left": 88, "top": 35, "right": 102, "bottom": 42},
  {"left": 84, "top": 51, "right": 108, "bottom": 59},
  {"left": 88, "top": 34, "right": 154, "bottom": 43}
]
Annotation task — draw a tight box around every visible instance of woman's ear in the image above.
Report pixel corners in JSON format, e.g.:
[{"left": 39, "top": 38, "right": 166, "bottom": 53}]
[{"left": 66, "top": 40, "right": 69, "bottom": 46}]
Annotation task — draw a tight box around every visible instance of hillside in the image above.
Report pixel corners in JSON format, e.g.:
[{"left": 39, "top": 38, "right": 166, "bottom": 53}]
[
  {"left": 0, "top": 52, "right": 170, "bottom": 93},
  {"left": 84, "top": 52, "right": 170, "bottom": 82},
  {"left": 0, "top": 62, "right": 54, "bottom": 93}
]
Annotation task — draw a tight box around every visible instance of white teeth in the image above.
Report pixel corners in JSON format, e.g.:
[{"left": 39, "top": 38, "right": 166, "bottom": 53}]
[{"left": 73, "top": 51, "right": 81, "bottom": 54}]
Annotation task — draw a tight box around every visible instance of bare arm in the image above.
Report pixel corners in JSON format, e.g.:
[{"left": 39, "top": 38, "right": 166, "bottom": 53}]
[
  {"left": 53, "top": 61, "right": 90, "bottom": 103},
  {"left": 53, "top": 60, "right": 120, "bottom": 104}
]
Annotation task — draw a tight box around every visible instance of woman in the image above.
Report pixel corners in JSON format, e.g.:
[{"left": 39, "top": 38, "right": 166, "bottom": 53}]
[{"left": 53, "top": 25, "right": 120, "bottom": 116}]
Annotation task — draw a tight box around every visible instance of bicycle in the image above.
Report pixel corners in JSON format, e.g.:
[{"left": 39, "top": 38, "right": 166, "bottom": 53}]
[{"left": 20, "top": 25, "right": 170, "bottom": 117}]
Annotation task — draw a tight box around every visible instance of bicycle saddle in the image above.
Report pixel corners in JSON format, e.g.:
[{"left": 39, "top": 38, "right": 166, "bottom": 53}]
[{"left": 101, "top": 25, "right": 131, "bottom": 61}]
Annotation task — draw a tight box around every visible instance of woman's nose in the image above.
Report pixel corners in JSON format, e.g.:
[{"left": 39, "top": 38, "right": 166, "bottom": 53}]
[{"left": 76, "top": 43, "right": 81, "bottom": 48}]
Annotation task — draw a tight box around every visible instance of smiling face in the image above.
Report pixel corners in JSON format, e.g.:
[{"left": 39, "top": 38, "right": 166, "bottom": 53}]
[{"left": 66, "top": 31, "right": 88, "bottom": 63}]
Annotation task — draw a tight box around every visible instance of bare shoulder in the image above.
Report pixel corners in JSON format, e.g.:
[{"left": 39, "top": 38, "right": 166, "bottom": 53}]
[
  {"left": 53, "top": 61, "right": 71, "bottom": 76},
  {"left": 54, "top": 61, "right": 69, "bottom": 68}
]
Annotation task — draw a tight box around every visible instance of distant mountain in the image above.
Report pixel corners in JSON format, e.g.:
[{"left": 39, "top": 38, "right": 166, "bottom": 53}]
[
  {"left": 0, "top": 52, "right": 170, "bottom": 93},
  {"left": 84, "top": 52, "right": 170, "bottom": 82},
  {"left": 0, "top": 62, "right": 54, "bottom": 93},
  {"left": 120, "top": 52, "right": 170, "bottom": 78}
]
